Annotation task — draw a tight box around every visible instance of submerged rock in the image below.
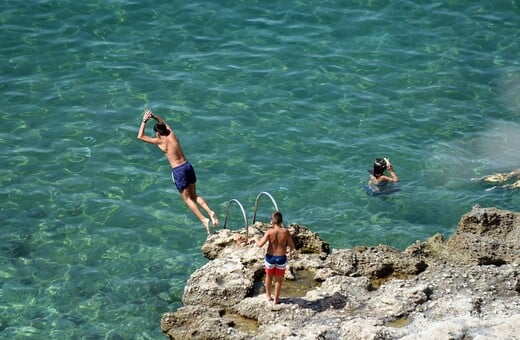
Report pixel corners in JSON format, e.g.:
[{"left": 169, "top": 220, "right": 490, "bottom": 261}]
[{"left": 161, "top": 206, "right": 520, "bottom": 339}]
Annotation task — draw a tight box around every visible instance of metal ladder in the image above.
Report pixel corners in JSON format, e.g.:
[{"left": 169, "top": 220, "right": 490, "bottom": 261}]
[{"left": 222, "top": 191, "right": 279, "bottom": 239}]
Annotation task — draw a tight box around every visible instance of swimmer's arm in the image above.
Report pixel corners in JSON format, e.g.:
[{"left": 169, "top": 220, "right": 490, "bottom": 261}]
[{"left": 387, "top": 164, "right": 399, "bottom": 182}]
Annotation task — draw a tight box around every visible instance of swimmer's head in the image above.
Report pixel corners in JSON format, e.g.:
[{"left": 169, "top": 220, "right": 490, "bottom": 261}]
[
  {"left": 153, "top": 123, "right": 171, "bottom": 136},
  {"left": 373, "top": 158, "right": 387, "bottom": 177}
]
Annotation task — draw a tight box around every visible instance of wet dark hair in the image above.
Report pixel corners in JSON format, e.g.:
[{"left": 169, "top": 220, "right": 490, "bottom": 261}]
[
  {"left": 372, "top": 158, "right": 387, "bottom": 178},
  {"left": 153, "top": 123, "right": 170, "bottom": 136}
]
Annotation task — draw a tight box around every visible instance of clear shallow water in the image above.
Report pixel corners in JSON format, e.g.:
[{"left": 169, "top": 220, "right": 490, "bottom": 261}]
[{"left": 1, "top": 0, "right": 519, "bottom": 338}]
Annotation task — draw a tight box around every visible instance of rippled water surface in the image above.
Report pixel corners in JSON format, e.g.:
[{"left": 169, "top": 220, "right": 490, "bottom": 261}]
[{"left": 1, "top": 0, "right": 519, "bottom": 338}]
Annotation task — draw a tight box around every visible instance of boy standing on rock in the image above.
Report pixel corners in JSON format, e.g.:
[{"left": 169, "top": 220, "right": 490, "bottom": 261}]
[{"left": 250, "top": 211, "right": 296, "bottom": 304}]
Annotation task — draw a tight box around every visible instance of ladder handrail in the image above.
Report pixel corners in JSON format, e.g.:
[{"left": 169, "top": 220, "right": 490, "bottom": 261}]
[
  {"left": 222, "top": 192, "right": 279, "bottom": 239},
  {"left": 252, "top": 191, "right": 279, "bottom": 224},
  {"left": 222, "top": 199, "right": 249, "bottom": 238}
]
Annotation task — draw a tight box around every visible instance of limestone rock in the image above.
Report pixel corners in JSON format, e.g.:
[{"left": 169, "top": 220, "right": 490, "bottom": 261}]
[
  {"left": 406, "top": 206, "right": 520, "bottom": 266},
  {"left": 161, "top": 206, "right": 520, "bottom": 339},
  {"left": 183, "top": 257, "right": 254, "bottom": 308},
  {"left": 447, "top": 205, "right": 520, "bottom": 265}
]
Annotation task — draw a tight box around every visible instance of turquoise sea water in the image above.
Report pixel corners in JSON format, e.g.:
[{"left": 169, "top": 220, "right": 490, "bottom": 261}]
[{"left": 1, "top": 0, "right": 519, "bottom": 338}]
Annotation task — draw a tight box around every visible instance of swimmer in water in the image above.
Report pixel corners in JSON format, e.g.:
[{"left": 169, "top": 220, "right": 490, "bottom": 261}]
[
  {"left": 473, "top": 168, "right": 520, "bottom": 191},
  {"left": 367, "top": 158, "right": 399, "bottom": 195}
]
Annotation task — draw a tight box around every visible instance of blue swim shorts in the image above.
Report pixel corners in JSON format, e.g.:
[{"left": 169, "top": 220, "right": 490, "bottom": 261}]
[
  {"left": 171, "top": 161, "right": 197, "bottom": 193},
  {"left": 264, "top": 254, "right": 287, "bottom": 277}
]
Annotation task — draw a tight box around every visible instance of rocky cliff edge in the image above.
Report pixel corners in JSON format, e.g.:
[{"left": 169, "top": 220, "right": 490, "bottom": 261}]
[{"left": 161, "top": 205, "right": 520, "bottom": 339}]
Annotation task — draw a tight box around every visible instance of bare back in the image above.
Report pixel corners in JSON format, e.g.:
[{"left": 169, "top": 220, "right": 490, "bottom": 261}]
[
  {"left": 266, "top": 226, "right": 294, "bottom": 256},
  {"left": 156, "top": 132, "right": 187, "bottom": 168}
]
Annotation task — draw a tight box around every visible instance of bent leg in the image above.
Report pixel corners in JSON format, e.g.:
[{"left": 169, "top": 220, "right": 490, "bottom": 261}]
[
  {"left": 180, "top": 185, "right": 211, "bottom": 233},
  {"left": 191, "top": 184, "right": 219, "bottom": 227}
]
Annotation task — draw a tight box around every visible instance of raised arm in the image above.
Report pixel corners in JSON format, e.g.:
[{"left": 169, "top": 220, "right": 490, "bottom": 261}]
[
  {"left": 137, "top": 109, "right": 158, "bottom": 144},
  {"left": 386, "top": 163, "right": 399, "bottom": 182}
]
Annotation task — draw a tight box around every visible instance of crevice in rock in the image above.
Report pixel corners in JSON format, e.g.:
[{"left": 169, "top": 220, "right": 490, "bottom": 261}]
[
  {"left": 368, "top": 273, "right": 416, "bottom": 291},
  {"left": 250, "top": 268, "right": 321, "bottom": 298},
  {"left": 385, "top": 316, "right": 411, "bottom": 328},
  {"left": 219, "top": 310, "right": 259, "bottom": 334},
  {"left": 478, "top": 256, "right": 507, "bottom": 266}
]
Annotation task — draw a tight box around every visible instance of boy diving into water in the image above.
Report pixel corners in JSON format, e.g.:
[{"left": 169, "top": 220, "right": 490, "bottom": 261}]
[{"left": 137, "top": 109, "right": 219, "bottom": 234}]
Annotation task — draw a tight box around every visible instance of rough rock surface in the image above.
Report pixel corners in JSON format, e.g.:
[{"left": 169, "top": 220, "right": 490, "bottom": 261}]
[{"left": 161, "top": 206, "right": 520, "bottom": 339}]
